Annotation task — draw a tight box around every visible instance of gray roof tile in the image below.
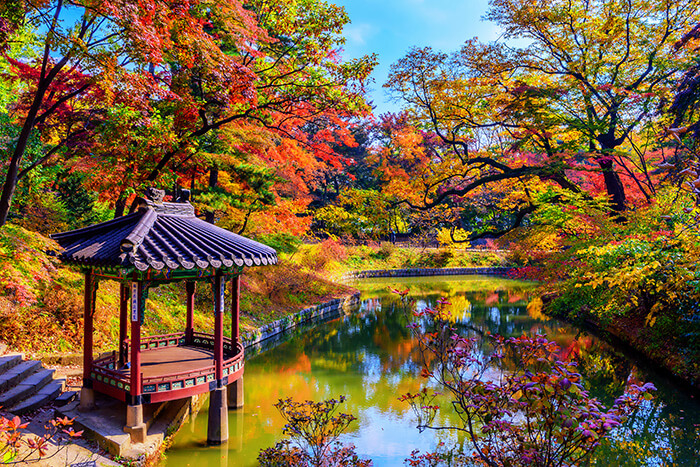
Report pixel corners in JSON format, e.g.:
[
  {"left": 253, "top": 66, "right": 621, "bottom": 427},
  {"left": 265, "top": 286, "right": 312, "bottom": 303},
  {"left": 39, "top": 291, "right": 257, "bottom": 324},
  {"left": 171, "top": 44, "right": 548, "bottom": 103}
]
[{"left": 50, "top": 200, "right": 277, "bottom": 272}]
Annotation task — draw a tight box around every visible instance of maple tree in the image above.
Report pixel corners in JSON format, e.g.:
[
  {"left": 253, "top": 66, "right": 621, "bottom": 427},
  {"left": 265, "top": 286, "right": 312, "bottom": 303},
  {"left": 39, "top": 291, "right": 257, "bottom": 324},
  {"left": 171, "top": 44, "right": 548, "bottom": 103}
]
[
  {"left": 0, "top": 0, "right": 376, "bottom": 231},
  {"left": 382, "top": 0, "right": 700, "bottom": 239}
]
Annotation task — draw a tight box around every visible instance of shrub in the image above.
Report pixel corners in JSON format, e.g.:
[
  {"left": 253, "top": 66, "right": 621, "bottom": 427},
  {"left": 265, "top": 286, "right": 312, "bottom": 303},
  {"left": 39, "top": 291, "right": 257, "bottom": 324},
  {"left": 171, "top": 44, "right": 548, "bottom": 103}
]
[
  {"left": 258, "top": 396, "right": 371, "bottom": 467},
  {"left": 299, "top": 239, "right": 348, "bottom": 272}
]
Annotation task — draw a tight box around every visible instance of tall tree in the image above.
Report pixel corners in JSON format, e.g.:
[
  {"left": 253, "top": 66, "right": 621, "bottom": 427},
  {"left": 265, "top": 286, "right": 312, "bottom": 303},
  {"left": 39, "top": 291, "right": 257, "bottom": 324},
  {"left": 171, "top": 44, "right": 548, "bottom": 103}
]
[
  {"left": 385, "top": 0, "right": 700, "bottom": 228},
  {"left": 0, "top": 0, "right": 376, "bottom": 227},
  {"left": 0, "top": 0, "right": 261, "bottom": 226}
]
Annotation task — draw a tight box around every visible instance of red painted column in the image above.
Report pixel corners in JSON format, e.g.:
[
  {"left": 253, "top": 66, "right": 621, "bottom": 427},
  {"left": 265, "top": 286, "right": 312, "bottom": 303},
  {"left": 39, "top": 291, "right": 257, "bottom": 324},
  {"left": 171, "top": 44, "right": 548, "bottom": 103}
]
[
  {"left": 119, "top": 284, "right": 129, "bottom": 366},
  {"left": 185, "top": 281, "right": 195, "bottom": 343},
  {"left": 83, "top": 270, "right": 94, "bottom": 382},
  {"left": 214, "top": 273, "right": 224, "bottom": 382},
  {"left": 231, "top": 275, "right": 240, "bottom": 344},
  {"left": 130, "top": 281, "right": 142, "bottom": 398}
]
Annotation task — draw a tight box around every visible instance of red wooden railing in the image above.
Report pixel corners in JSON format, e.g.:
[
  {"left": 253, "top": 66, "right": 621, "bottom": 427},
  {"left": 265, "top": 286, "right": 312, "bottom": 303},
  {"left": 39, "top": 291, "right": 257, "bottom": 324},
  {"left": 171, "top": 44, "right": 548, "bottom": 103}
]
[
  {"left": 92, "top": 332, "right": 244, "bottom": 402},
  {"left": 90, "top": 352, "right": 131, "bottom": 392}
]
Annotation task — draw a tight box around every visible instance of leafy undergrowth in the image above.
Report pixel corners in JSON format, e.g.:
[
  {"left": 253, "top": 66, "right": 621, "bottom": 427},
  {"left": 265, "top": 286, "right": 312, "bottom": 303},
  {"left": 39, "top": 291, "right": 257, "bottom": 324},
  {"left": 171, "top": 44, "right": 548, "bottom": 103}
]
[
  {"left": 289, "top": 239, "right": 507, "bottom": 279},
  {"left": 0, "top": 225, "right": 354, "bottom": 356},
  {"left": 509, "top": 191, "right": 700, "bottom": 389}
]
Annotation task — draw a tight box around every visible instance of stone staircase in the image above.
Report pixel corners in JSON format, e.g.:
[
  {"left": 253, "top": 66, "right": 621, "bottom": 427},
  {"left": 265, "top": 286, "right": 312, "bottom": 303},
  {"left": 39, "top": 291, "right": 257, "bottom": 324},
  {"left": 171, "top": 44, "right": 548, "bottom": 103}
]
[{"left": 0, "top": 354, "right": 68, "bottom": 415}]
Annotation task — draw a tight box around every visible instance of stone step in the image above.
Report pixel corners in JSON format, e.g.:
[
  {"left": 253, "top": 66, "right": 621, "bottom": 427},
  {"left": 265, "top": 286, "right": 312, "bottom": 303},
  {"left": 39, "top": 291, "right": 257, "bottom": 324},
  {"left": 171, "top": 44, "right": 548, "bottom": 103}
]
[
  {"left": 9, "top": 379, "right": 65, "bottom": 415},
  {"left": 54, "top": 390, "right": 78, "bottom": 407},
  {"left": 0, "top": 354, "right": 22, "bottom": 373},
  {"left": 0, "top": 360, "right": 42, "bottom": 392},
  {"left": 0, "top": 369, "right": 55, "bottom": 408}
]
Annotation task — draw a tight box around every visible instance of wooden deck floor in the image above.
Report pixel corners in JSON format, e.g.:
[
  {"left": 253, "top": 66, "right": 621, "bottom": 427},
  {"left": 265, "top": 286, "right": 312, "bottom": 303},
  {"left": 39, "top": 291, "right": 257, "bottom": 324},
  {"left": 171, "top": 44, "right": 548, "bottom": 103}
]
[{"left": 123, "top": 346, "right": 215, "bottom": 379}]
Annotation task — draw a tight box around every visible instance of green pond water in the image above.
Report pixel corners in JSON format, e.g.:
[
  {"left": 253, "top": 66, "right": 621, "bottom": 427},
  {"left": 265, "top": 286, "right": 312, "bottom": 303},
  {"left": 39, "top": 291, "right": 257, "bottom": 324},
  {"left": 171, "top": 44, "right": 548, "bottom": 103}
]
[{"left": 163, "top": 275, "right": 700, "bottom": 466}]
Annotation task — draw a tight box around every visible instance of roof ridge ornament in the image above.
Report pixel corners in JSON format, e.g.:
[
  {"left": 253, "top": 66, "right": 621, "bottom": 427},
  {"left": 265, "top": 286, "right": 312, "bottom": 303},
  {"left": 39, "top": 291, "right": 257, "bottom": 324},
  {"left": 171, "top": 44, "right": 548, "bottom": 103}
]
[{"left": 145, "top": 187, "right": 165, "bottom": 204}]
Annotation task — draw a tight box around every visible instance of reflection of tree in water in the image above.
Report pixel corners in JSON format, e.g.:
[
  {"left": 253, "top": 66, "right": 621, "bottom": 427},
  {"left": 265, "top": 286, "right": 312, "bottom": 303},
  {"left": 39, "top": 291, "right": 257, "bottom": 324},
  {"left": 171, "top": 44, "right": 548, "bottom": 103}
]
[
  {"left": 248, "top": 280, "right": 699, "bottom": 465},
  {"left": 594, "top": 394, "right": 700, "bottom": 466},
  {"left": 166, "top": 277, "right": 700, "bottom": 466},
  {"left": 357, "top": 283, "right": 700, "bottom": 466}
]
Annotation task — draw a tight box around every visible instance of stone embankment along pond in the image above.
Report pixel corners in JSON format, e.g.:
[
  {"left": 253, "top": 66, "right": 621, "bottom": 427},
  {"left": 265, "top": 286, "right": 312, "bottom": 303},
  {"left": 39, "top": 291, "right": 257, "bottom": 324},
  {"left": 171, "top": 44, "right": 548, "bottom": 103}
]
[
  {"left": 342, "top": 266, "right": 517, "bottom": 280},
  {"left": 241, "top": 294, "right": 361, "bottom": 353}
]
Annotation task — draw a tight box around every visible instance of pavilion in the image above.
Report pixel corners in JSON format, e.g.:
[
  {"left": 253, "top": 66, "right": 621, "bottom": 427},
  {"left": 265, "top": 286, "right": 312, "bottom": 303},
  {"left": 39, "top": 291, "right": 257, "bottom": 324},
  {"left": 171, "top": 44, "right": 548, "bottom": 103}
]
[{"left": 50, "top": 188, "right": 277, "bottom": 444}]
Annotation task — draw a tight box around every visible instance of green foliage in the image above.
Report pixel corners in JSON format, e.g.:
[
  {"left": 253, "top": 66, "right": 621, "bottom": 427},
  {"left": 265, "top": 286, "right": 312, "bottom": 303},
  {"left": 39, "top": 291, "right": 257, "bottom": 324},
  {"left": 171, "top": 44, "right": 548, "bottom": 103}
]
[
  {"left": 0, "top": 22, "right": 38, "bottom": 112},
  {"left": 314, "top": 189, "right": 394, "bottom": 240},
  {"left": 256, "top": 232, "right": 302, "bottom": 254},
  {"left": 517, "top": 188, "right": 700, "bottom": 383},
  {"left": 259, "top": 396, "right": 371, "bottom": 467}
]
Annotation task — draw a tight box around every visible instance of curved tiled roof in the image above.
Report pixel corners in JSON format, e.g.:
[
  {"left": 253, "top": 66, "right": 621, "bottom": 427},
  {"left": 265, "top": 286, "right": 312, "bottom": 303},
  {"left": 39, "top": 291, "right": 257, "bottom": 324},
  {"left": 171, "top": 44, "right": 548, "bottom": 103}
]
[{"left": 50, "top": 199, "right": 278, "bottom": 272}]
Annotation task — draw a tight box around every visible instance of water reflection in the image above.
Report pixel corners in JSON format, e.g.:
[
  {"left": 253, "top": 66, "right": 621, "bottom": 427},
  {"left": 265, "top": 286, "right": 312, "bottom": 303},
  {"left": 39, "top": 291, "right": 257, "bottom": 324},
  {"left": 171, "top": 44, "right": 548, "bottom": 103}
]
[{"left": 164, "top": 275, "right": 700, "bottom": 466}]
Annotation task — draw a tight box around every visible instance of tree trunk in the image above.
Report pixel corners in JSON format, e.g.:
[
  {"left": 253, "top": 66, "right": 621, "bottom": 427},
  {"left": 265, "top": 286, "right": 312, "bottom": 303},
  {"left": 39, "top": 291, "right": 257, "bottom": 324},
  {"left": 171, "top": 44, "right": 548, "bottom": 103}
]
[
  {"left": 597, "top": 158, "right": 626, "bottom": 212},
  {"left": 0, "top": 77, "right": 59, "bottom": 227},
  {"left": 114, "top": 191, "right": 128, "bottom": 218},
  {"left": 0, "top": 125, "right": 35, "bottom": 227},
  {"left": 205, "top": 165, "right": 218, "bottom": 224},
  {"left": 0, "top": 0, "right": 68, "bottom": 228}
]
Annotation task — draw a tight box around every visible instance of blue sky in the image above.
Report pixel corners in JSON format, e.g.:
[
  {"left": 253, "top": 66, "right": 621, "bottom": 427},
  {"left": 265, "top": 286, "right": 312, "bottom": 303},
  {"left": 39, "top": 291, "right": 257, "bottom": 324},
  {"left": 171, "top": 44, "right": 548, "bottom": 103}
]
[{"left": 333, "top": 0, "right": 503, "bottom": 115}]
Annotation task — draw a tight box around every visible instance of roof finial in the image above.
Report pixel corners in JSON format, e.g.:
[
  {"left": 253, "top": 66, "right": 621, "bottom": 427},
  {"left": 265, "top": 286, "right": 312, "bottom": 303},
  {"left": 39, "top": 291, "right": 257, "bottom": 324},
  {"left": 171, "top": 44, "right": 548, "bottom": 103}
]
[
  {"left": 145, "top": 187, "right": 165, "bottom": 204},
  {"left": 176, "top": 189, "right": 191, "bottom": 202}
]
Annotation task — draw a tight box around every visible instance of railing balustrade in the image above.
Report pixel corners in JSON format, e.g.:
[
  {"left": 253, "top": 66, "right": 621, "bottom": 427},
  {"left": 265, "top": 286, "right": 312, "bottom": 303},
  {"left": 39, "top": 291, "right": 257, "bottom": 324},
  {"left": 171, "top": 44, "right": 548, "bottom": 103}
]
[{"left": 92, "top": 332, "right": 244, "bottom": 399}]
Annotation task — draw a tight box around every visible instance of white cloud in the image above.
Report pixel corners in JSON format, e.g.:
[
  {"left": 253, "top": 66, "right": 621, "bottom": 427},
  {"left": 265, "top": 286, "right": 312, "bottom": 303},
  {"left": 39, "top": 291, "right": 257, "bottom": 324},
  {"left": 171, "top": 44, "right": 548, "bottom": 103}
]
[{"left": 344, "top": 23, "right": 375, "bottom": 46}]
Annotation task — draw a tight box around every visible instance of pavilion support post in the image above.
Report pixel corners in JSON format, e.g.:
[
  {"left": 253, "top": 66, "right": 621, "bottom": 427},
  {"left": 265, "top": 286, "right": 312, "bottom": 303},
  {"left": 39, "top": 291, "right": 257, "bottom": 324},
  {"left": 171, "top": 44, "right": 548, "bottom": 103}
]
[
  {"left": 227, "top": 376, "right": 244, "bottom": 409},
  {"left": 125, "top": 281, "right": 147, "bottom": 443},
  {"left": 208, "top": 273, "right": 229, "bottom": 445},
  {"left": 118, "top": 284, "right": 129, "bottom": 367},
  {"left": 227, "top": 275, "right": 244, "bottom": 410},
  {"left": 185, "top": 281, "right": 195, "bottom": 343},
  {"left": 79, "top": 270, "right": 96, "bottom": 411},
  {"left": 207, "top": 386, "right": 228, "bottom": 445},
  {"left": 214, "top": 274, "right": 224, "bottom": 382}
]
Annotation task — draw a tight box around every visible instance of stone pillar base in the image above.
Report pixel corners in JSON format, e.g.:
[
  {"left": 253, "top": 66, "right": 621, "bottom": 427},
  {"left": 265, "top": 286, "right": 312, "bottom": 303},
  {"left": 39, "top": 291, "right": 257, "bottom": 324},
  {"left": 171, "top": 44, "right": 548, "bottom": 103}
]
[
  {"left": 207, "top": 387, "right": 229, "bottom": 445},
  {"left": 124, "top": 404, "right": 147, "bottom": 444},
  {"left": 78, "top": 387, "right": 96, "bottom": 411},
  {"left": 227, "top": 377, "right": 244, "bottom": 409}
]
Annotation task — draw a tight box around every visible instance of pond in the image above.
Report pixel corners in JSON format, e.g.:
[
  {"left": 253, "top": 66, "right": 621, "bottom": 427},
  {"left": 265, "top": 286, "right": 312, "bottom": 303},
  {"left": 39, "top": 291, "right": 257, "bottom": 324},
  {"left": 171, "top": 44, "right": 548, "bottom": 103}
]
[{"left": 164, "top": 275, "right": 700, "bottom": 466}]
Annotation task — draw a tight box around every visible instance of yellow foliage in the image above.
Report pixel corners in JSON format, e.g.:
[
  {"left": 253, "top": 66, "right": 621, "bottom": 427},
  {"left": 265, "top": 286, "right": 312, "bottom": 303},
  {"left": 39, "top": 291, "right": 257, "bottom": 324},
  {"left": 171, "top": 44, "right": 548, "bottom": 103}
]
[
  {"left": 526, "top": 297, "right": 546, "bottom": 321},
  {"left": 436, "top": 228, "right": 471, "bottom": 247}
]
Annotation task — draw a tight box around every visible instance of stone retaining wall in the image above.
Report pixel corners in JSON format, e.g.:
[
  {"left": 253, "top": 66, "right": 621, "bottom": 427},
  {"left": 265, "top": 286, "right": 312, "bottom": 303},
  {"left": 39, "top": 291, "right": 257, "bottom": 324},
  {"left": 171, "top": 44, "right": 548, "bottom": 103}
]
[
  {"left": 241, "top": 293, "right": 361, "bottom": 354},
  {"left": 342, "top": 266, "right": 516, "bottom": 281}
]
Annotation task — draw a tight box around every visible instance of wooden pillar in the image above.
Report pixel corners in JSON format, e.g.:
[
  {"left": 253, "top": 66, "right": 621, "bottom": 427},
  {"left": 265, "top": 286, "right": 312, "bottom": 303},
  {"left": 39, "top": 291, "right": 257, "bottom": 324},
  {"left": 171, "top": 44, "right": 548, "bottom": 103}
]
[
  {"left": 130, "top": 281, "right": 143, "bottom": 398},
  {"left": 228, "top": 274, "right": 244, "bottom": 411},
  {"left": 82, "top": 270, "right": 94, "bottom": 381},
  {"left": 208, "top": 272, "right": 229, "bottom": 445},
  {"left": 214, "top": 273, "right": 224, "bottom": 381},
  {"left": 185, "top": 281, "right": 195, "bottom": 343},
  {"left": 231, "top": 275, "right": 240, "bottom": 344},
  {"left": 79, "top": 270, "right": 96, "bottom": 410},
  {"left": 126, "top": 280, "right": 146, "bottom": 443},
  {"left": 119, "top": 284, "right": 129, "bottom": 366}
]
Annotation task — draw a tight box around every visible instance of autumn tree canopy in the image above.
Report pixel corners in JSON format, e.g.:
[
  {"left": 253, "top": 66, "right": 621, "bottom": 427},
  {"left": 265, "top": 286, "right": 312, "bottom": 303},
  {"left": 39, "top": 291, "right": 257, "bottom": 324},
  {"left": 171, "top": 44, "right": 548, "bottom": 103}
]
[
  {"left": 0, "top": 0, "right": 376, "bottom": 231},
  {"left": 382, "top": 0, "right": 700, "bottom": 239}
]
